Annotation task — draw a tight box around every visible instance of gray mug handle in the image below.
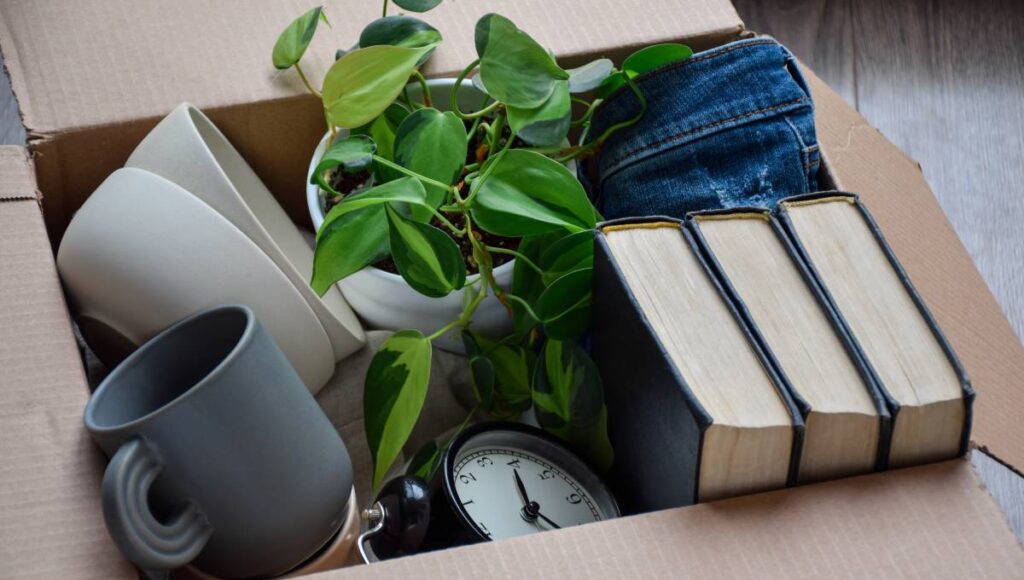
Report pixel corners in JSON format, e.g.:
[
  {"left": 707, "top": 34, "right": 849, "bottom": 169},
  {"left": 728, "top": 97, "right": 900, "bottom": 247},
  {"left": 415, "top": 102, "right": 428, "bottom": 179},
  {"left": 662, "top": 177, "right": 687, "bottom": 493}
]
[{"left": 101, "top": 438, "right": 213, "bottom": 571}]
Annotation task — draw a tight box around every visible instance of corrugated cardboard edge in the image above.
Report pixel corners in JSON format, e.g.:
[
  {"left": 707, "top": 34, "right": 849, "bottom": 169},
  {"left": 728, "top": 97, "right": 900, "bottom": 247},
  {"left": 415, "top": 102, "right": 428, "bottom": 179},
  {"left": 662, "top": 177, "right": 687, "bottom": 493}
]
[
  {"left": 320, "top": 460, "right": 1022, "bottom": 579},
  {"left": 801, "top": 68, "right": 1024, "bottom": 475},
  {"left": 0, "top": 146, "right": 134, "bottom": 579}
]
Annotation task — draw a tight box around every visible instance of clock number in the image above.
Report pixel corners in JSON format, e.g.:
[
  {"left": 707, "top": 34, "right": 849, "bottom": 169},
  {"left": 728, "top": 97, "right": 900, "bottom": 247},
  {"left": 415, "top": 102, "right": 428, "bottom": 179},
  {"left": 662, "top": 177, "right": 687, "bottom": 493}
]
[
  {"left": 476, "top": 457, "right": 494, "bottom": 468},
  {"left": 477, "top": 521, "right": 490, "bottom": 538},
  {"left": 566, "top": 493, "right": 582, "bottom": 505},
  {"left": 507, "top": 459, "right": 521, "bottom": 468},
  {"left": 459, "top": 472, "right": 477, "bottom": 484},
  {"left": 538, "top": 470, "right": 555, "bottom": 481}
]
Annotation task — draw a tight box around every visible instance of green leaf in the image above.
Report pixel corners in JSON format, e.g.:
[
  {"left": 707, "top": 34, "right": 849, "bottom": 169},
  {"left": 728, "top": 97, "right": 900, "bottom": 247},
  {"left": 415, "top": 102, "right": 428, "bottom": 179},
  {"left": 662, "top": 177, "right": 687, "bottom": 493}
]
[
  {"left": 406, "top": 439, "right": 441, "bottom": 480},
  {"left": 365, "top": 330, "right": 433, "bottom": 489},
  {"left": 474, "top": 14, "right": 568, "bottom": 108},
  {"left": 540, "top": 230, "right": 594, "bottom": 286},
  {"left": 567, "top": 58, "right": 614, "bottom": 93},
  {"left": 393, "top": 0, "right": 442, "bottom": 13},
  {"left": 386, "top": 205, "right": 467, "bottom": 297},
  {"left": 485, "top": 344, "right": 533, "bottom": 418},
  {"left": 507, "top": 80, "right": 571, "bottom": 147},
  {"left": 469, "top": 355, "right": 495, "bottom": 409},
  {"left": 360, "top": 16, "right": 442, "bottom": 49},
  {"left": 323, "top": 44, "right": 436, "bottom": 128},
  {"left": 317, "top": 177, "right": 428, "bottom": 237},
  {"left": 510, "top": 232, "right": 561, "bottom": 335},
  {"left": 272, "top": 6, "right": 327, "bottom": 69},
  {"left": 394, "top": 108, "right": 467, "bottom": 219},
  {"left": 353, "top": 103, "right": 410, "bottom": 183},
  {"left": 536, "top": 267, "right": 593, "bottom": 340},
  {"left": 310, "top": 135, "right": 376, "bottom": 195},
  {"left": 623, "top": 43, "right": 693, "bottom": 79},
  {"left": 311, "top": 205, "right": 387, "bottom": 295},
  {"left": 595, "top": 71, "right": 627, "bottom": 100},
  {"left": 532, "top": 339, "right": 613, "bottom": 471},
  {"left": 471, "top": 149, "right": 596, "bottom": 237}
]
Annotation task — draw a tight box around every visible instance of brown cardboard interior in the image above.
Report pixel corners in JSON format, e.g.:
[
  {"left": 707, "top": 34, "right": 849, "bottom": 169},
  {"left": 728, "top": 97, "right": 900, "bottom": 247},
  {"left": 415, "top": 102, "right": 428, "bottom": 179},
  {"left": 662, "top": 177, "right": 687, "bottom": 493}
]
[
  {"left": 0, "top": 0, "right": 744, "bottom": 244},
  {"left": 1, "top": 0, "right": 1023, "bottom": 577}
]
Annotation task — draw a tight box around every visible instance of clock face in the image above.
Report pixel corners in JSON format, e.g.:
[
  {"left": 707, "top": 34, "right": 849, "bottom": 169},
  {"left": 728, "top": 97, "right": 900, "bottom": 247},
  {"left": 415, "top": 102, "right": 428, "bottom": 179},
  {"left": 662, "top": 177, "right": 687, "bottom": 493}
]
[{"left": 446, "top": 426, "right": 619, "bottom": 541}]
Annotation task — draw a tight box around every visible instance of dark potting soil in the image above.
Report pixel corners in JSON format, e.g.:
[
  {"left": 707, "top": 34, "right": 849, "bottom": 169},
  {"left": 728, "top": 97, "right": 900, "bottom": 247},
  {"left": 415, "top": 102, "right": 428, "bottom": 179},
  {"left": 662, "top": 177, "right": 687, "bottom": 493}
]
[{"left": 324, "top": 118, "right": 522, "bottom": 276}]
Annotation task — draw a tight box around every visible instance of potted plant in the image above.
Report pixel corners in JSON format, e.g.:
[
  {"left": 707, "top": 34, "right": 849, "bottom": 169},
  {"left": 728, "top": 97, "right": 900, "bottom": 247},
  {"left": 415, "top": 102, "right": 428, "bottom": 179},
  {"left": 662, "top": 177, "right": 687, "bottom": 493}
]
[{"left": 273, "top": 2, "right": 692, "bottom": 488}]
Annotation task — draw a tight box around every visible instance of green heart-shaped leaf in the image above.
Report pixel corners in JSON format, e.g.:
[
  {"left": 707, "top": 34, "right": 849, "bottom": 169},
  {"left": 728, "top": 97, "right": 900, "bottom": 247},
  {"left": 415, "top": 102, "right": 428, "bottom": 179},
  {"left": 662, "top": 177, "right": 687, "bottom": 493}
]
[
  {"left": 567, "top": 58, "right": 614, "bottom": 93},
  {"left": 536, "top": 267, "right": 593, "bottom": 340},
  {"left": 394, "top": 108, "right": 467, "bottom": 219},
  {"left": 386, "top": 205, "right": 467, "bottom": 297},
  {"left": 406, "top": 439, "right": 441, "bottom": 480},
  {"left": 595, "top": 71, "right": 627, "bottom": 99},
  {"left": 310, "top": 135, "right": 376, "bottom": 195},
  {"left": 540, "top": 230, "right": 594, "bottom": 285},
  {"left": 532, "top": 339, "right": 612, "bottom": 471},
  {"left": 365, "top": 330, "right": 432, "bottom": 489},
  {"left": 317, "top": 177, "right": 428, "bottom": 238},
  {"left": 272, "top": 6, "right": 328, "bottom": 69},
  {"left": 352, "top": 103, "right": 410, "bottom": 183},
  {"left": 323, "top": 44, "right": 436, "bottom": 128},
  {"left": 510, "top": 232, "right": 561, "bottom": 335},
  {"left": 360, "top": 16, "right": 442, "bottom": 49},
  {"left": 623, "top": 43, "right": 693, "bottom": 79},
  {"left": 311, "top": 204, "right": 388, "bottom": 295},
  {"left": 507, "top": 80, "right": 571, "bottom": 147},
  {"left": 470, "top": 149, "right": 596, "bottom": 237},
  {"left": 474, "top": 14, "right": 568, "bottom": 108},
  {"left": 469, "top": 355, "right": 495, "bottom": 409},
  {"left": 393, "top": 0, "right": 442, "bottom": 13}
]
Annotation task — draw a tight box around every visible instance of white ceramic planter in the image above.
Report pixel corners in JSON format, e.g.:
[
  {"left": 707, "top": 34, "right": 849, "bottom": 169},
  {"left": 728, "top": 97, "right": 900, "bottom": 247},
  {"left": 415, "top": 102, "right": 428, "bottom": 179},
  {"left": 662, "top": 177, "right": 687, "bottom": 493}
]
[{"left": 307, "top": 79, "right": 513, "bottom": 352}]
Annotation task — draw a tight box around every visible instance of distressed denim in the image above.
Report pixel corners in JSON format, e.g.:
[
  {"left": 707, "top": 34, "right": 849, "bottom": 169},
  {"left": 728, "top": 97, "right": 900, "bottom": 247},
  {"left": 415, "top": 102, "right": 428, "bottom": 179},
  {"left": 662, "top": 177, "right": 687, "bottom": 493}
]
[{"left": 583, "top": 38, "right": 820, "bottom": 219}]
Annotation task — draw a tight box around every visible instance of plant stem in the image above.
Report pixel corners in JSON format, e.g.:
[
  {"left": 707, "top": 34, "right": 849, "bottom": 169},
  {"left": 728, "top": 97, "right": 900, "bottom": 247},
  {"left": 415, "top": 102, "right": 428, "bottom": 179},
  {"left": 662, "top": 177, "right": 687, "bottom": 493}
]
[
  {"left": 463, "top": 149, "right": 505, "bottom": 206},
  {"left": 558, "top": 77, "right": 647, "bottom": 163},
  {"left": 429, "top": 208, "right": 466, "bottom": 235},
  {"left": 294, "top": 63, "right": 321, "bottom": 98},
  {"left": 426, "top": 318, "right": 461, "bottom": 341},
  {"left": 451, "top": 59, "right": 503, "bottom": 120},
  {"left": 381, "top": 0, "right": 388, "bottom": 17},
  {"left": 372, "top": 156, "right": 452, "bottom": 191},
  {"left": 412, "top": 71, "right": 432, "bottom": 108},
  {"left": 505, "top": 294, "right": 543, "bottom": 322},
  {"left": 486, "top": 246, "right": 542, "bottom": 275}
]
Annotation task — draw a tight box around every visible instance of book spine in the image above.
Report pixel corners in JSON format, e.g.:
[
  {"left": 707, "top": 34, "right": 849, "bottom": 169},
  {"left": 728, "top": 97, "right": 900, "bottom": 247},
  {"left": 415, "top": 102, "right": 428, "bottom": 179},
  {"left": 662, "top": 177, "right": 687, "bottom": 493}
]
[{"left": 592, "top": 225, "right": 709, "bottom": 512}]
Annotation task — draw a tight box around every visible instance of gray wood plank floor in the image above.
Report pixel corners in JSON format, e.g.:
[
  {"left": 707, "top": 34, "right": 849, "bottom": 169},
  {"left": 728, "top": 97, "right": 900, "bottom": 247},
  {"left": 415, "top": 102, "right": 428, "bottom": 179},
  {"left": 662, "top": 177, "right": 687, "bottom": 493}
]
[
  {"left": 2, "top": 0, "right": 1022, "bottom": 545},
  {"left": 736, "top": 0, "right": 1024, "bottom": 542}
]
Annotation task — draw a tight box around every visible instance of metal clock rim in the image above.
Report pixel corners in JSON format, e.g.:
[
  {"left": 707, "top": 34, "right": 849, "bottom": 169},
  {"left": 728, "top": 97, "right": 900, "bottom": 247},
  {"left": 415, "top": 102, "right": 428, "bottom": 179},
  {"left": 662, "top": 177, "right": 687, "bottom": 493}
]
[{"left": 441, "top": 421, "right": 620, "bottom": 542}]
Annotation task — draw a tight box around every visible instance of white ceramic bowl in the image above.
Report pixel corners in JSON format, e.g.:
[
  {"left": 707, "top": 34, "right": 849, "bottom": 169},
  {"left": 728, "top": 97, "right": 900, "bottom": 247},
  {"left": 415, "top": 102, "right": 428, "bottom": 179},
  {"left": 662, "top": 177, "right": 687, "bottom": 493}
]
[
  {"left": 127, "top": 103, "right": 366, "bottom": 362},
  {"left": 307, "top": 79, "right": 513, "bottom": 352}
]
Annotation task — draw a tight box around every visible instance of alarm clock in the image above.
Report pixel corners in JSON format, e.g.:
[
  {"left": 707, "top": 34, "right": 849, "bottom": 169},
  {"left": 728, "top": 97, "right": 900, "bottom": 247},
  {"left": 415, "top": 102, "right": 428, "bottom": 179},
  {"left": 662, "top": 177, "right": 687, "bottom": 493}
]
[{"left": 358, "top": 422, "right": 620, "bottom": 561}]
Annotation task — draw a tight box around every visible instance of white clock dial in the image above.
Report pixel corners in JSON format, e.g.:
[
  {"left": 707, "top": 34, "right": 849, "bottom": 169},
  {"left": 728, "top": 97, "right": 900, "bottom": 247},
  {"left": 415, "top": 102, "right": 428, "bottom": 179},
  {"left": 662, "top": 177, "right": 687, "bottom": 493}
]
[{"left": 452, "top": 446, "right": 607, "bottom": 541}]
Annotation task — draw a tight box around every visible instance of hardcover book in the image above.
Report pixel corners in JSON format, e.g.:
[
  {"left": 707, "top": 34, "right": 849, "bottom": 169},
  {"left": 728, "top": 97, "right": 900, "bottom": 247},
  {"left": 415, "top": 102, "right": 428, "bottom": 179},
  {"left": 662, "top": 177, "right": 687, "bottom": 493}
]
[
  {"left": 776, "top": 192, "right": 973, "bottom": 468},
  {"left": 592, "top": 218, "right": 804, "bottom": 512},
  {"left": 688, "top": 208, "right": 891, "bottom": 483}
]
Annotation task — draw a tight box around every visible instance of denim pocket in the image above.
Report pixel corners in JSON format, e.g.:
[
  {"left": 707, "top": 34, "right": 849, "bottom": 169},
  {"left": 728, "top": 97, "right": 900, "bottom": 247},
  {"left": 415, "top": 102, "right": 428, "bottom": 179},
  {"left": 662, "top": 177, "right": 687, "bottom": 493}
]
[{"left": 585, "top": 38, "right": 821, "bottom": 219}]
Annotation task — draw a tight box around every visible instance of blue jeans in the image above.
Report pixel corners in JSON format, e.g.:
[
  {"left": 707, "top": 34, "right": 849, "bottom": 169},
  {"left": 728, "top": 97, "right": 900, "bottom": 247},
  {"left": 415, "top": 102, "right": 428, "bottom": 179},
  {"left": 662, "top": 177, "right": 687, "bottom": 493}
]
[{"left": 583, "top": 38, "right": 820, "bottom": 219}]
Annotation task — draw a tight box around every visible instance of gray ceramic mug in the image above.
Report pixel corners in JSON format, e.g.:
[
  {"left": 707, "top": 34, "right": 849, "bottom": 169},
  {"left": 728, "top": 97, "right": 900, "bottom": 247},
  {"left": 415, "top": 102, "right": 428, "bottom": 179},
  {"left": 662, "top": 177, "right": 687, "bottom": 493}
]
[{"left": 84, "top": 305, "right": 353, "bottom": 578}]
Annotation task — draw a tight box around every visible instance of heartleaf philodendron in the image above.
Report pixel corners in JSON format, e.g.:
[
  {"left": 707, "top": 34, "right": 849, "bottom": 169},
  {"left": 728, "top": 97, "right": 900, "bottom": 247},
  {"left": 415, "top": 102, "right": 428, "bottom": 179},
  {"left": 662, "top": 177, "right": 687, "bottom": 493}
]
[
  {"left": 393, "top": 108, "right": 467, "bottom": 218},
  {"left": 471, "top": 149, "right": 596, "bottom": 236},
  {"left": 274, "top": 8, "right": 674, "bottom": 490},
  {"left": 386, "top": 205, "right": 467, "bottom": 297},
  {"left": 365, "top": 330, "right": 433, "bottom": 489},
  {"left": 323, "top": 44, "right": 437, "bottom": 128},
  {"left": 272, "top": 6, "right": 329, "bottom": 69}
]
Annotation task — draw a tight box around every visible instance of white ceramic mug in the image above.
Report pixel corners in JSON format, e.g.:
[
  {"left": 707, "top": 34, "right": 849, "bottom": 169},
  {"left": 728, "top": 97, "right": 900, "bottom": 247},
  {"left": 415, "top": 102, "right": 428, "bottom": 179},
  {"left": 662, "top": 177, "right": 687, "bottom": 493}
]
[
  {"left": 57, "top": 168, "right": 335, "bottom": 393},
  {"left": 126, "top": 103, "right": 365, "bottom": 361}
]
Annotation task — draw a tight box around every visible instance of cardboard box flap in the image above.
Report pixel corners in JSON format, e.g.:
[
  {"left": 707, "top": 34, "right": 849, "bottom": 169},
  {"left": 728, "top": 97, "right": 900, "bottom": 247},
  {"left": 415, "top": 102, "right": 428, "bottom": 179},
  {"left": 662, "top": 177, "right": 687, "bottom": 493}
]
[
  {"left": 0, "top": 0, "right": 743, "bottom": 137},
  {"left": 0, "top": 146, "right": 134, "bottom": 578},
  {"left": 0, "top": 146, "right": 35, "bottom": 201},
  {"left": 804, "top": 69, "right": 1024, "bottom": 474},
  {"left": 323, "top": 461, "right": 1022, "bottom": 579}
]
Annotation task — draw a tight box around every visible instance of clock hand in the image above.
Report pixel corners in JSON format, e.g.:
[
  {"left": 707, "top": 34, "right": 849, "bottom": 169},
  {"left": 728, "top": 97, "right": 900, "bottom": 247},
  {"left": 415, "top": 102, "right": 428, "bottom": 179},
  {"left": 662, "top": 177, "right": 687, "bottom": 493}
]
[
  {"left": 535, "top": 510, "right": 562, "bottom": 530},
  {"left": 513, "top": 469, "right": 532, "bottom": 505}
]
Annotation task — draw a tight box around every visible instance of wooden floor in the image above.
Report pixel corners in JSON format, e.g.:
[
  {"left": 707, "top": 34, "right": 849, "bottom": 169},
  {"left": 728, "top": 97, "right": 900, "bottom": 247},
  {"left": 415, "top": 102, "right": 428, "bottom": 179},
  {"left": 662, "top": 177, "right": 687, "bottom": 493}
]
[
  {"left": 2, "top": 0, "right": 1022, "bottom": 545},
  {"left": 736, "top": 0, "right": 1024, "bottom": 541}
]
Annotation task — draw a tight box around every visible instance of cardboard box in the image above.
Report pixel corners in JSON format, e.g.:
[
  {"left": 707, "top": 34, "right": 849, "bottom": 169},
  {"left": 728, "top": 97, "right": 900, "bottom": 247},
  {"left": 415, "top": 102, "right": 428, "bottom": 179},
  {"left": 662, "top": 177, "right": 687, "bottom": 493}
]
[{"left": 0, "top": 0, "right": 1021, "bottom": 577}]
